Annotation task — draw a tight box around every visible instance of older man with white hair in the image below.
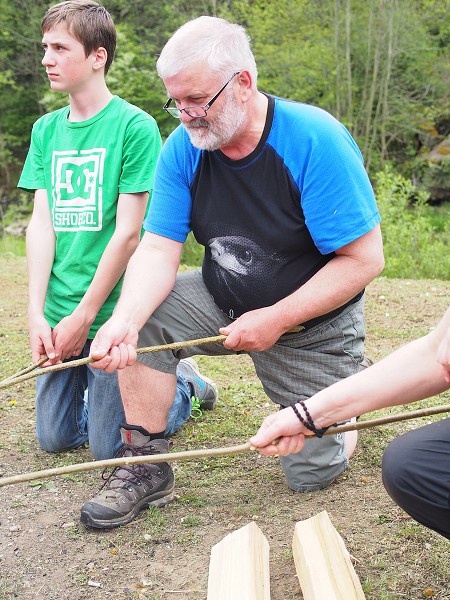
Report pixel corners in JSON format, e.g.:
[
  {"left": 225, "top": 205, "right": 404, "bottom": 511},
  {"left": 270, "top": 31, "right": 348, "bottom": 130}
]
[{"left": 80, "top": 15, "right": 384, "bottom": 529}]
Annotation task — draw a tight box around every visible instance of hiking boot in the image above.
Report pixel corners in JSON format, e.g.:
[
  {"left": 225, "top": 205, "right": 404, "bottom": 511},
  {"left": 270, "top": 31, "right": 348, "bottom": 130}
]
[
  {"left": 178, "top": 358, "right": 218, "bottom": 410},
  {"left": 80, "top": 425, "right": 174, "bottom": 529}
]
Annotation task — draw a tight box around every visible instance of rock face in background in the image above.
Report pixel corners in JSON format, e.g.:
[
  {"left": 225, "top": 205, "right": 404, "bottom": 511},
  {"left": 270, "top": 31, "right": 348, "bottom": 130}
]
[{"left": 416, "top": 109, "right": 450, "bottom": 203}]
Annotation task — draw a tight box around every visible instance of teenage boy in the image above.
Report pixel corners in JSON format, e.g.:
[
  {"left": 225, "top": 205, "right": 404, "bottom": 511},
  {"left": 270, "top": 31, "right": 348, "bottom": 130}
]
[{"left": 18, "top": 0, "right": 217, "bottom": 461}]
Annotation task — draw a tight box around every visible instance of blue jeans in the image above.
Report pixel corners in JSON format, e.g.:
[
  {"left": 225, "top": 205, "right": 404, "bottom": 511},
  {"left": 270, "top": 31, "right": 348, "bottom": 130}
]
[{"left": 35, "top": 340, "right": 192, "bottom": 460}]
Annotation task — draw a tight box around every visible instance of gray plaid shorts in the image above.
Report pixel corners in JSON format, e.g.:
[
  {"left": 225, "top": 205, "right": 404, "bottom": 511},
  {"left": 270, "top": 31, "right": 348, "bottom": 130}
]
[{"left": 138, "top": 269, "right": 366, "bottom": 492}]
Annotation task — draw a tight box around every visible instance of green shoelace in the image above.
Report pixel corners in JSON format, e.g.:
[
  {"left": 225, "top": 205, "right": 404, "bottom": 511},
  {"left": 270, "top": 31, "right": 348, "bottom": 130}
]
[{"left": 190, "top": 396, "right": 203, "bottom": 419}]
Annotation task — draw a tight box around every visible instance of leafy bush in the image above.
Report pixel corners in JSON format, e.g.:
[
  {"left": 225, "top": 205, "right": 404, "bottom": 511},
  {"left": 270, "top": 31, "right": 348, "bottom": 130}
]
[
  {"left": 375, "top": 167, "right": 449, "bottom": 279},
  {"left": 3, "top": 168, "right": 448, "bottom": 280},
  {"left": 180, "top": 232, "right": 203, "bottom": 267}
]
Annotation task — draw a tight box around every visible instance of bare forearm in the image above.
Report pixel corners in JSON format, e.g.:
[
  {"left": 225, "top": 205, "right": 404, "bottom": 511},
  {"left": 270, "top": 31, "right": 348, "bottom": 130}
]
[
  {"left": 25, "top": 190, "right": 57, "bottom": 361},
  {"left": 251, "top": 309, "right": 450, "bottom": 453},
  {"left": 270, "top": 258, "right": 375, "bottom": 334},
  {"left": 26, "top": 195, "right": 55, "bottom": 317},
  {"left": 113, "top": 234, "right": 182, "bottom": 331},
  {"left": 222, "top": 225, "right": 385, "bottom": 351},
  {"left": 75, "top": 192, "right": 149, "bottom": 327},
  {"left": 270, "top": 228, "right": 384, "bottom": 334}
]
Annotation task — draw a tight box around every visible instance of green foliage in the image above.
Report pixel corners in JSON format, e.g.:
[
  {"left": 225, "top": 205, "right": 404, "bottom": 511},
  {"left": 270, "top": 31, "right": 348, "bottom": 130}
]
[
  {"left": 1, "top": 192, "right": 33, "bottom": 226},
  {"left": 222, "top": 0, "right": 450, "bottom": 178},
  {"left": 180, "top": 232, "right": 203, "bottom": 267},
  {"left": 1, "top": 0, "right": 449, "bottom": 193},
  {"left": 374, "top": 167, "right": 450, "bottom": 279},
  {"left": 106, "top": 25, "right": 177, "bottom": 140},
  {"left": 225, "top": 0, "right": 336, "bottom": 106},
  {"left": 2, "top": 0, "right": 450, "bottom": 271}
]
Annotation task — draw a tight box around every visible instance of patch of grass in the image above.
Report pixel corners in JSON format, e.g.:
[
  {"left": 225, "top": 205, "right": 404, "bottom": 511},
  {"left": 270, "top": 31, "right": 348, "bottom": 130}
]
[
  {"left": 64, "top": 523, "right": 86, "bottom": 541},
  {"left": 0, "top": 579, "right": 16, "bottom": 599},
  {"left": 426, "top": 201, "right": 450, "bottom": 233},
  {"left": 281, "top": 547, "right": 293, "bottom": 561},
  {"left": 142, "top": 506, "right": 168, "bottom": 538},
  {"left": 180, "top": 232, "right": 203, "bottom": 267},
  {"left": 181, "top": 515, "right": 203, "bottom": 527},
  {"left": 0, "top": 234, "right": 26, "bottom": 257},
  {"left": 0, "top": 257, "right": 449, "bottom": 600},
  {"left": 177, "top": 494, "right": 208, "bottom": 508},
  {"left": 68, "top": 569, "right": 89, "bottom": 585},
  {"left": 355, "top": 428, "right": 394, "bottom": 468},
  {"left": 174, "top": 530, "right": 202, "bottom": 546},
  {"left": 375, "top": 169, "right": 450, "bottom": 279}
]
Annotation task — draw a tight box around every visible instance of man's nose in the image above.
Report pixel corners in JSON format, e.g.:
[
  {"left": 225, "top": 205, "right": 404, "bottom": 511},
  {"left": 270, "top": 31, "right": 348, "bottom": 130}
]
[{"left": 180, "top": 110, "right": 197, "bottom": 124}]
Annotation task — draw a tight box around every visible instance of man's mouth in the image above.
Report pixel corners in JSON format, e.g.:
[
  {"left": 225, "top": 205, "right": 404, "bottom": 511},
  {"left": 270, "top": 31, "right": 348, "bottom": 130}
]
[{"left": 186, "top": 119, "right": 209, "bottom": 130}]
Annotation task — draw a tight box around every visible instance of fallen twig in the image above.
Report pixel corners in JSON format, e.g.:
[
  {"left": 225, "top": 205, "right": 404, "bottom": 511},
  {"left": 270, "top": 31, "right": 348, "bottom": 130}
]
[{"left": 0, "top": 403, "right": 448, "bottom": 488}]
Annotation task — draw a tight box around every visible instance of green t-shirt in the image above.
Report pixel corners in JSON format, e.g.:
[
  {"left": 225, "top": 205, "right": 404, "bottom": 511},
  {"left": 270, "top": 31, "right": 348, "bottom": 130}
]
[{"left": 18, "top": 96, "right": 162, "bottom": 336}]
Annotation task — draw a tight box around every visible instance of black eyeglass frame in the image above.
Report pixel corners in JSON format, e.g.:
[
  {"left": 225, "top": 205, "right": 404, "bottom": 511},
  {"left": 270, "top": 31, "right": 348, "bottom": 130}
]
[{"left": 163, "top": 71, "right": 241, "bottom": 119}]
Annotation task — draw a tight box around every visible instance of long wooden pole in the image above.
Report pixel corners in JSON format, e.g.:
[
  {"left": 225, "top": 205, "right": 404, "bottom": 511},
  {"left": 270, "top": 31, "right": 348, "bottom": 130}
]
[
  {"left": 0, "top": 335, "right": 227, "bottom": 389},
  {"left": 0, "top": 404, "right": 448, "bottom": 488}
]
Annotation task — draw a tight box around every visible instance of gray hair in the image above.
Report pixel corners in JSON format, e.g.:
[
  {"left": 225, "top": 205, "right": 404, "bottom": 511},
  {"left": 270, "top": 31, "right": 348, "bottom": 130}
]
[{"left": 156, "top": 16, "right": 258, "bottom": 87}]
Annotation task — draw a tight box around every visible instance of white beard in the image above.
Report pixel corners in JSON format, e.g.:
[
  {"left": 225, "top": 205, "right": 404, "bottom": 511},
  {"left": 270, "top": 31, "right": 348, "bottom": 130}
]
[{"left": 184, "top": 90, "right": 246, "bottom": 151}]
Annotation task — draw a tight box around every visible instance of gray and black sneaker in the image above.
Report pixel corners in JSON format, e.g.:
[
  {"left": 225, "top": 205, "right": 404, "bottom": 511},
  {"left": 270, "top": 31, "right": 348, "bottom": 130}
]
[
  {"left": 178, "top": 358, "right": 218, "bottom": 410},
  {"left": 80, "top": 425, "right": 174, "bottom": 529}
]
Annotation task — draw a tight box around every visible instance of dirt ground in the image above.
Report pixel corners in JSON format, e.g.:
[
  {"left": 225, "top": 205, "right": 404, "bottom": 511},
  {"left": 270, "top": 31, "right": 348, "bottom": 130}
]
[{"left": 0, "top": 256, "right": 449, "bottom": 600}]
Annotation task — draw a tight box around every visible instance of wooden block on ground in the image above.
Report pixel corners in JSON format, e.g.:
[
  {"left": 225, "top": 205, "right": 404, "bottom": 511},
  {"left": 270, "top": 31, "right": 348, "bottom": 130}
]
[
  {"left": 207, "top": 521, "right": 270, "bottom": 600},
  {"left": 292, "top": 510, "right": 366, "bottom": 600}
]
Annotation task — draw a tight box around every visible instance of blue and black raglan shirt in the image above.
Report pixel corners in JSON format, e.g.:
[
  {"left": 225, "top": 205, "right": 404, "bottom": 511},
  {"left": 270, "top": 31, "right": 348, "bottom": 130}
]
[{"left": 144, "top": 95, "right": 380, "bottom": 320}]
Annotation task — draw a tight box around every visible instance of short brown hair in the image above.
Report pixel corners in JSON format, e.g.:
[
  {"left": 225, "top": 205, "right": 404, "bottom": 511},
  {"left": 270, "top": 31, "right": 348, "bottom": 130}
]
[{"left": 42, "top": 0, "right": 116, "bottom": 74}]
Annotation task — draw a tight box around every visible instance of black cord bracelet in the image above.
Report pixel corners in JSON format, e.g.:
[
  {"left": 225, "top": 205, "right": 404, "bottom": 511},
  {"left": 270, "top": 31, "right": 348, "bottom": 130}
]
[{"left": 290, "top": 400, "right": 336, "bottom": 438}]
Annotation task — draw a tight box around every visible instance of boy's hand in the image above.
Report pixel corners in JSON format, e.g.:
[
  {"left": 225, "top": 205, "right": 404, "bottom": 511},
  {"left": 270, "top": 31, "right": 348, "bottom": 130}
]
[
  {"left": 52, "top": 313, "right": 90, "bottom": 360},
  {"left": 28, "top": 313, "right": 58, "bottom": 366},
  {"left": 89, "top": 316, "right": 139, "bottom": 373}
]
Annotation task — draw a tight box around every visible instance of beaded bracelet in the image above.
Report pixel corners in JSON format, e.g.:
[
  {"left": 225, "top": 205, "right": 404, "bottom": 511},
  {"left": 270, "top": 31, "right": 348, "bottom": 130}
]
[{"left": 290, "top": 400, "right": 337, "bottom": 438}]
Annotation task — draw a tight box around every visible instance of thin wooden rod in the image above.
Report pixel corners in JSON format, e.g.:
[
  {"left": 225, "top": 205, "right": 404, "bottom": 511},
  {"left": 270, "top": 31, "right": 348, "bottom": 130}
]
[
  {"left": 0, "top": 404, "right": 448, "bottom": 488},
  {"left": 0, "top": 442, "right": 252, "bottom": 487},
  {"left": 0, "top": 335, "right": 227, "bottom": 390}
]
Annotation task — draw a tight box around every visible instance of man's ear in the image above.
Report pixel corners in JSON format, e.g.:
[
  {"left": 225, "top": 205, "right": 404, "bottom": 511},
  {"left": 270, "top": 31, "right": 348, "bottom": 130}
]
[
  {"left": 236, "top": 70, "right": 253, "bottom": 102},
  {"left": 92, "top": 47, "right": 107, "bottom": 71}
]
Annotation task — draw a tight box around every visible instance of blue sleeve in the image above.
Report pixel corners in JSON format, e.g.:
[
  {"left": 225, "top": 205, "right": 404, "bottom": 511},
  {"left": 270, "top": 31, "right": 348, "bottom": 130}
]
[
  {"left": 273, "top": 101, "right": 380, "bottom": 254},
  {"left": 143, "top": 126, "right": 199, "bottom": 243}
]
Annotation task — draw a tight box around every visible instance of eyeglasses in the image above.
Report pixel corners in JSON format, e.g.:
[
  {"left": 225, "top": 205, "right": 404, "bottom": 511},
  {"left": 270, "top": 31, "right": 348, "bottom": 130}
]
[{"left": 163, "top": 71, "right": 240, "bottom": 119}]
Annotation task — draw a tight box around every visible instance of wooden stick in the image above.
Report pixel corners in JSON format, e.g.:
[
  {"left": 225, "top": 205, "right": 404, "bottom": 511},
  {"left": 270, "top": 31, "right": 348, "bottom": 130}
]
[
  {"left": 1, "top": 357, "right": 47, "bottom": 382},
  {"left": 318, "top": 403, "right": 450, "bottom": 433},
  {"left": 0, "top": 334, "right": 227, "bottom": 389},
  {"left": 0, "top": 442, "right": 252, "bottom": 488},
  {"left": 0, "top": 404, "right": 448, "bottom": 488}
]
